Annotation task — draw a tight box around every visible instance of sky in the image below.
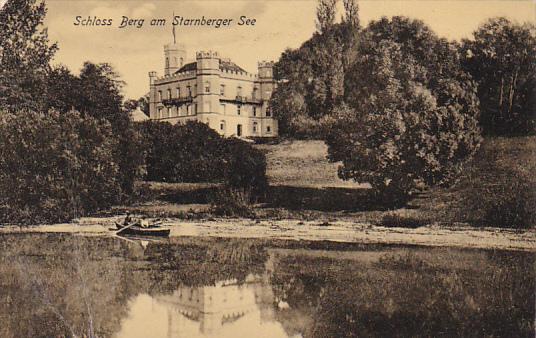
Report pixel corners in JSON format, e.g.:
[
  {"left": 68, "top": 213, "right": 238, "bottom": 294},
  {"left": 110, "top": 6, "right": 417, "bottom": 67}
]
[{"left": 39, "top": 0, "right": 536, "bottom": 99}]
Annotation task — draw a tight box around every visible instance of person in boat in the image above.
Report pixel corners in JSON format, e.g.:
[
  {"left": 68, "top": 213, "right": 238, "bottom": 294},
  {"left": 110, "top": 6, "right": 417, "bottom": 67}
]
[
  {"left": 123, "top": 212, "right": 132, "bottom": 225},
  {"left": 123, "top": 213, "right": 143, "bottom": 227}
]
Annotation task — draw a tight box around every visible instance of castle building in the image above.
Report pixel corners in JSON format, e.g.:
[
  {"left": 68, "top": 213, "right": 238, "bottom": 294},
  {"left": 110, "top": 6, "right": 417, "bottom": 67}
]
[{"left": 148, "top": 42, "right": 278, "bottom": 138}]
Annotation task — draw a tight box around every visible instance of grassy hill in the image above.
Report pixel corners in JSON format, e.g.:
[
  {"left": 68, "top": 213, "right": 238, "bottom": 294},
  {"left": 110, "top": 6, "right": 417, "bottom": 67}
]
[
  {"left": 129, "top": 136, "right": 534, "bottom": 229},
  {"left": 255, "top": 136, "right": 535, "bottom": 228}
]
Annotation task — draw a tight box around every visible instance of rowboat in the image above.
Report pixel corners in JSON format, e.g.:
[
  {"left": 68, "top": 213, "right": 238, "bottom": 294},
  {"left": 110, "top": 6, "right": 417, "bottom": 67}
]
[{"left": 115, "top": 222, "right": 170, "bottom": 237}]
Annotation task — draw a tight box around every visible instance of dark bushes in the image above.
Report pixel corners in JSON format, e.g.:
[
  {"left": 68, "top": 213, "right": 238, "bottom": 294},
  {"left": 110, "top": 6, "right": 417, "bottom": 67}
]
[
  {"left": 0, "top": 110, "right": 122, "bottom": 224},
  {"left": 139, "top": 120, "right": 267, "bottom": 193},
  {"left": 469, "top": 171, "right": 535, "bottom": 229},
  {"left": 138, "top": 120, "right": 223, "bottom": 183}
]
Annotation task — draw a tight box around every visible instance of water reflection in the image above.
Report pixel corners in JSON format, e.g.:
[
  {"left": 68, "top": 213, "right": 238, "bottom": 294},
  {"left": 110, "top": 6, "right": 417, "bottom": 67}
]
[
  {"left": 116, "top": 274, "right": 291, "bottom": 338},
  {"left": 0, "top": 234, "right": 533, "bottom": 338}
]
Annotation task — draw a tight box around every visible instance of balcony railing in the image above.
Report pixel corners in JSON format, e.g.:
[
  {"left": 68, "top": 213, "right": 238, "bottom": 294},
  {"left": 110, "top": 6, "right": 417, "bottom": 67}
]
[
  {"left": 161, "top": 96, "right": 193, "bottom": 107},
  {"left": 220, "top": 95, "right": 262, "bottom": 105}
]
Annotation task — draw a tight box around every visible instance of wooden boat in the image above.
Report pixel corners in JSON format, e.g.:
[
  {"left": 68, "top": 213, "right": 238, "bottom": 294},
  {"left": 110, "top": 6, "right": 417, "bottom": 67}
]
[{"left": 115, "top": 222, "right": 170, "bottom": 237}]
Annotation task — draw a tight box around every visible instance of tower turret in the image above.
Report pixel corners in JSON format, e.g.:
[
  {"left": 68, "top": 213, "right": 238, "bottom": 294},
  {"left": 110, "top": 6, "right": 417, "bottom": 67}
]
[{"left": 164, "top": 42, "right": 187, "bottom": 75}]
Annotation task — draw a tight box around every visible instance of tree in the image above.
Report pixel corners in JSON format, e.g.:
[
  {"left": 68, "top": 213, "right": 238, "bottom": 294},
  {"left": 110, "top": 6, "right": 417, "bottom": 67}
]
[
  {"left": 461, "top": 18, "right": 536, "bottom": 135},
  {"left": 44, "top": 62, "right": 145, "bottom": 196},
  {"left": 342, "top": 0, "right": 359, "bottom": 27},
  {"left": 316, "top": 0, "right": 337, "bottom": 33},
  {"left": 0, "top": 110, "right": 121, "bottom": 224},
  {"left": 0, "top": 0, "right": 57, "bottom": 112},
  {"left": 272, "top": 0, "right": 361, "bottom": 138},
  {"left": 326, "top": 19, "right": 481, "bottom": 203}
]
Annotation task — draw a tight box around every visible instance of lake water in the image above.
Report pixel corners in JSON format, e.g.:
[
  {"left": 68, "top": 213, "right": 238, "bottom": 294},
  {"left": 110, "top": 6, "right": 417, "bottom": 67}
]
[{"left": 0, "top": 233, "right": 534, "bottom": 337}]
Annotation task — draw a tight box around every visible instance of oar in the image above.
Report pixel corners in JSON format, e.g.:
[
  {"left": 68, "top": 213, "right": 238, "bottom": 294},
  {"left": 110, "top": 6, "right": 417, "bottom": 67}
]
[{"left": 115, "top": 221, "right": 139, "bottom": 235}]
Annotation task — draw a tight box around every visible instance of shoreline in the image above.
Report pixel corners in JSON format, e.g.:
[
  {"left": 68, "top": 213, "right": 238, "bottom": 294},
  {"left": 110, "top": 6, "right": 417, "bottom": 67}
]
[{"left": 1, "top": 216, "right": 535, "bottom": 252}]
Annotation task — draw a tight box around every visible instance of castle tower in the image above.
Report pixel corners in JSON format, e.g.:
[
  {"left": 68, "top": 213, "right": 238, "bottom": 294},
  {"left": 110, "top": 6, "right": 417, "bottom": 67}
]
[
  {"left": 164, "top": 42, "right": 187, "bottom": 76},
  {"left": 258, "top": 61, "right": 274, "bottom": 101},
  {"left": 148, "top": 71, "right": 158, "bottom": 119},
  {"left": 196, "top": 51, "right": 221, "bottom": 127}
]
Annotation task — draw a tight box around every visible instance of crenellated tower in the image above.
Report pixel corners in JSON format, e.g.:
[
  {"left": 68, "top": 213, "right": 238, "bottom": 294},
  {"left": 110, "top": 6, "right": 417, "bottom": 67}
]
[
  {"left": 196, "top": 51, "right": 221, "bottom": 127},
  {"left": 164, "top": 42, "right": 187, "bottom": 76},
  {"left": 148, "top": 71, "right": 158, "bottom": 118}
]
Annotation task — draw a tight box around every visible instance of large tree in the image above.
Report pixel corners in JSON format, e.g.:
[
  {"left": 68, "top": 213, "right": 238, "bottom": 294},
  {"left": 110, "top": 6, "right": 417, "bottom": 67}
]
[
  {"left": 326, "top": 18, "right": 481, "bottom": 202},
  {"left": 272, "top": 0, "right": 359, "bottom": 138},
  {"left": 461, "top": 18, "right": 536, "bottom": 135},
  {"left": 0, "top": 0, "right": 57, "bottom": 112},
  {"left": 0, "top": 110, "right": 121, "bottom": 224},
  {"left": 44, "top": 62, "right": 146, "bottom": 195}
]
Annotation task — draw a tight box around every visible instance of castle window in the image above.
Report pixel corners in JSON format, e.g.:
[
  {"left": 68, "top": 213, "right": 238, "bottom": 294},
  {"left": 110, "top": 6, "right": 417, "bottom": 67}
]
[
  {"left": 165, "top": 57, "right": 169, "bottom": 69},
  {"left": 187, "top": 86, "right": 191, "bottom": 97},
  {"left": 220, "top": 84, "right": 225, "bottom": 96},
  {"left": 167, "top": 89, "right": 172, "bottom": 99},
  {"left": 158, "top": 107, "right": 163, "bottom": 118},
  {"left": 187, "top": 104, "right": 191, "bottom": 115},
  {"left": 205, "top": 81, "right": 210, "bottom": 93},
  {"left": 158, "top": 91, "right": 162, "bottom": 101},
  {"left": 253, "top": 87, "right": 258, "bottom": 100},
  {"left": 180, "top": 57, "right": 184, "bottom": 66},
  {"left": 195, "top": 103, "right": 198, "bottom": 114},
  {"left": 267, "top": 126, "right": 271, "bottom": 133},
  {"left": 237, "top": 104, "right": 241, "bottom": 115},
  {"left": 266, "top": 106, "right": 271, "bottom": 117},
  {"left": 221, "top": 104, "right": 226, "bottom": 114},
  {"left": 176, "top": 87, "right": 180, "bottom": 98},
  {"left": 167, "top": 107, "right": 171, "bottom": 117},
  {"left": 220, "top": 121, "right": 225, "bottom": 131},
  {"left": 253, "top": 122, "right": 258, "bottom": 133},
  {"left": 237, "top": 86, "right": 242, "bottom": 97},
  {"left": 253, "top": 106, "right": 257, "bottom": 116}
]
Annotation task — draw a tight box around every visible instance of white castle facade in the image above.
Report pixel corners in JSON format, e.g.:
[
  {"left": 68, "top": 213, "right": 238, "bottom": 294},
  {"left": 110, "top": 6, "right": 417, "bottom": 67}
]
[{"left": 148, "top": 42, "right": 278, "bottom": 138}]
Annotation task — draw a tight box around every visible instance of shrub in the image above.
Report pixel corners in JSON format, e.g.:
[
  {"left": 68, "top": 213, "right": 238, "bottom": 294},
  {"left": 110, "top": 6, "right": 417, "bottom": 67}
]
[
  {"left": 138, "top": 120, "right": 223, "bottom": 183},
  {"left": 468, "top": 171, "right": 535, "bottom": 229},
  {"left": 139, "top": 121, "right": 268, "bottom": 195},
  {"left": 210, "top": 187, "right": 256, "bottom": 218},
  {"left": 0, "top": 110, "right": 122, "bottom": 224},
  {"left": 218, "top": 138, "right": 268, "bottom": 194}
]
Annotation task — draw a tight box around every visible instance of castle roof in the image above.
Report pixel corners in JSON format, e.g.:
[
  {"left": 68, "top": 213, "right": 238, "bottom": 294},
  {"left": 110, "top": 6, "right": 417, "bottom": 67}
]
[{"left": 175, "top": 59, "right": 247, "bottom": 74}]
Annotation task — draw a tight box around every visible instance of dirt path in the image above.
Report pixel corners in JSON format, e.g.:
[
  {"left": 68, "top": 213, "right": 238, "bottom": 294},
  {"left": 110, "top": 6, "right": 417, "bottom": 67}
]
[{"left": 1, "top": 216, "right": 535, "bottom": 252}]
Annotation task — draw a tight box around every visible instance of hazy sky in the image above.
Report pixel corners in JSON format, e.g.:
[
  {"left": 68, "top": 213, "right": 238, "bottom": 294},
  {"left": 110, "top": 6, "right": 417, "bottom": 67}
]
[{"left": 40, "top": 0, "right": 535, "bottom": 99}]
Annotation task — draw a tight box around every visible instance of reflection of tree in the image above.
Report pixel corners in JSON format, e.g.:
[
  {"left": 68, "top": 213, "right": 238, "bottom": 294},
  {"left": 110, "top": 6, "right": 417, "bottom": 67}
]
[
  {"left": 145, "top": 239, "right": 268, "bottom": 293},
  {"left": 0, "top": 234, "right": 150, "bottom": 337},
  {"left": 270, "top": 251, "right": 535, "bottom": 338}
]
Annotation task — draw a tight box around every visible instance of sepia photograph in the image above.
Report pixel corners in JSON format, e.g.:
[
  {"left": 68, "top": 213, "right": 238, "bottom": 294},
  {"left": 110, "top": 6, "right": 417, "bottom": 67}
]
[{"left": 0, "top": 0, "right": 535, "bottom": 337}]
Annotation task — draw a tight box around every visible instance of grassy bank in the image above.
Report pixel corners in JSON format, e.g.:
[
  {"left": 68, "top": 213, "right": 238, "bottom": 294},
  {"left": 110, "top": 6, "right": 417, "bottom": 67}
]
[{"left": 121, "top": 136, "right": 535, "bottom": 229}]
